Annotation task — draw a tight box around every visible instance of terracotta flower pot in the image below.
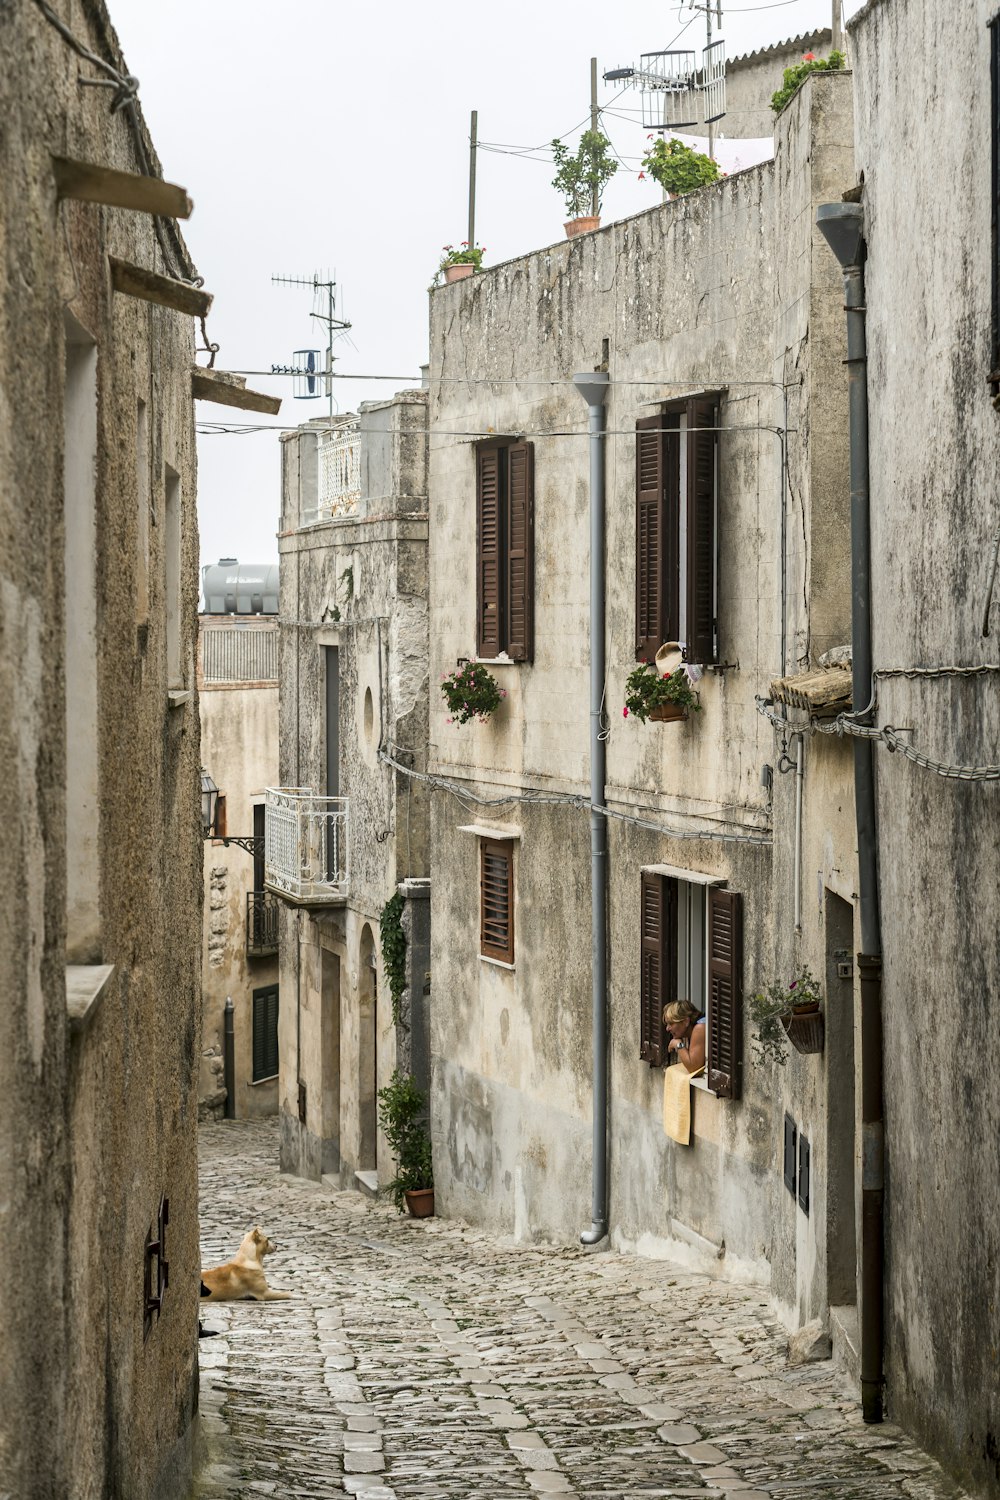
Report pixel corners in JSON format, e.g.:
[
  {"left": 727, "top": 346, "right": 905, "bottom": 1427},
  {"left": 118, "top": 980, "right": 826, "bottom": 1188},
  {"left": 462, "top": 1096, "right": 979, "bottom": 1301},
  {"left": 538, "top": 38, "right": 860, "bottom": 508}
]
[
  {"left": 444, "top": 263, "right": 474, "bottom": 283},
  {"left": 564, "top": 215, "right": 600, "bottom": 238},
  {"left": 781, "top": 1006, "right": 824, "bottom": 1055},
  {"left": 404, "top": 1187, "right": 435, "bottom": 1218},
  {"left": 648, "top": 702, "right": 689, "bottom": 723}
]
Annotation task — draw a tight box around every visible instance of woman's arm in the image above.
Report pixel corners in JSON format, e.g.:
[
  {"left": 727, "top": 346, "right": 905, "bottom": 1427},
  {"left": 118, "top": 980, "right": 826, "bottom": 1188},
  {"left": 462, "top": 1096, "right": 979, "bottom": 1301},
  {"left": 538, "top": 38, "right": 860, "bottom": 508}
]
[{"left": 681, "top": 1022, "right": 706, "bottom": 1074}]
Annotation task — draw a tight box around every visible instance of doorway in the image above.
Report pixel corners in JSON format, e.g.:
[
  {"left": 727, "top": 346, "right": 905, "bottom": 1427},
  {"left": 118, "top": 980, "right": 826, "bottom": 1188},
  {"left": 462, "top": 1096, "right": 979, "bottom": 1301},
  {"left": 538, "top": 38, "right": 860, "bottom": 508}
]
[
  {"left": 358, "top": 925, "right": 378, "bottom": 1170},
  {"left": 320, "top": 947, "right": 341, "bottom": 1171}
]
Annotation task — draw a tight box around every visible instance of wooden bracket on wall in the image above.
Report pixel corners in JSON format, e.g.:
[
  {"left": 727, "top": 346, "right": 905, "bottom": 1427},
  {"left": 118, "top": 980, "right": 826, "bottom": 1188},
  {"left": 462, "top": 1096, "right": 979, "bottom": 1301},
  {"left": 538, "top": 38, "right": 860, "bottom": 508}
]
[
  {"left": 110, "top": 258, "right": 212, "bottom": 317},
  {"left": 191, "top": 366, "right": 282, "bottom": 416},
  {"left": 52, "top": 156, "right": 193, "bottom": 218}
]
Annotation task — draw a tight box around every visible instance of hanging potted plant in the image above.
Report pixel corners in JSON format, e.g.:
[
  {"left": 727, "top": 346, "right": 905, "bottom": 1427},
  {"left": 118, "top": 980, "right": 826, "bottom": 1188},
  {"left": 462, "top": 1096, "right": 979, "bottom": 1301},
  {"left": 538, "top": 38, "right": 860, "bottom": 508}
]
[
  {"left": 624, "top": 663, "right": 701, "bottom": 724},
  {"left": 440, "top": 659, "right": 506, "bottom": 724},
  {"left": 436, "top": 243, "right": 486, "bottom": 285},
  {"left": 551, "top": 130, "right": 618, "bottom": 237},
  {"left": 639, "top": 135, "right": 721, "bottom": 199},
  {"left": 748, "top": 966, "right": 824, "bottom": 1065},
  {"left": 377, "top": 1069, "right": 435, "bottom": 1217}
]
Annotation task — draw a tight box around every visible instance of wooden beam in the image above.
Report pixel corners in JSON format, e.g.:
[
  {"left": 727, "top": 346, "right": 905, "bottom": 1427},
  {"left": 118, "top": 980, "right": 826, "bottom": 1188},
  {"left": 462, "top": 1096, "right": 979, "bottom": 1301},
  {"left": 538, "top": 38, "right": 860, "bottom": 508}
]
[
  {"left": 110, "top": 258, "right": 212, "bottom": 317},
  {"left": 191, "top": 367, "right": 281, "bottom": 416},
  {"left": 53, "top": 156, "right": 192, "bottom": 218}
]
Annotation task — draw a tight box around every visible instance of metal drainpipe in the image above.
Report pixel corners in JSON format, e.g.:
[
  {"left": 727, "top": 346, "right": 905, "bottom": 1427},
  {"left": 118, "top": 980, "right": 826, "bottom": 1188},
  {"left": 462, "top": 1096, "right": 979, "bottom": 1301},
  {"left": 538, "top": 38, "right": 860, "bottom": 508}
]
[
  {"left": 816, "top": 202, "right": 884, "bottom": 1424},
  {"left": 573, "top": 370, "right": 610, "bottom": 1248},
  {"left": 223, "top": 996, "right": 235, "bottom": 1119}
]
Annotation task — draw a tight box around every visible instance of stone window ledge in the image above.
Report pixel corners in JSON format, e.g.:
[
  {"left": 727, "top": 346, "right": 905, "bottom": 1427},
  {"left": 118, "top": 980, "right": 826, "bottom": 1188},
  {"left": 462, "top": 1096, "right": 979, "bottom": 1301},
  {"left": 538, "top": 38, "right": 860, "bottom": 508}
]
[{"left": 67, "top": 964, "right": 115, "bottom": 1035}]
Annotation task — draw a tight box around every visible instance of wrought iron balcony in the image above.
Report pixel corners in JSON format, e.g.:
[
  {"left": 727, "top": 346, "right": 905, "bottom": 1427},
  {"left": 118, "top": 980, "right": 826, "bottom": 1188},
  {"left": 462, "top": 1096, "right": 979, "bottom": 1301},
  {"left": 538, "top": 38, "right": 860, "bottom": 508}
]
[
  {"left": 264, "top": 788, "right": 349, "bottom": 905},
  {"left": 246, "top": 889, "right": 280, "bottom": 958}
]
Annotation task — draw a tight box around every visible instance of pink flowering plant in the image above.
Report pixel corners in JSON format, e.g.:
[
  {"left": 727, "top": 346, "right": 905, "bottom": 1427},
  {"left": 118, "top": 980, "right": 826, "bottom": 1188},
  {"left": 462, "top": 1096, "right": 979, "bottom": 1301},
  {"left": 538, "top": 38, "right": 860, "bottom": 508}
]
[
  {"left": 440, "top": 660, "right": 505, "bottom": 725},
  {"left": 748, "top": 966, "right": 823, "bottom": 1066},
  {"left": 623, "top": 663, "right": 700, "bottom": 722},
  {"left": 436, "top": 242, "right": 486, "bottom": 283}
]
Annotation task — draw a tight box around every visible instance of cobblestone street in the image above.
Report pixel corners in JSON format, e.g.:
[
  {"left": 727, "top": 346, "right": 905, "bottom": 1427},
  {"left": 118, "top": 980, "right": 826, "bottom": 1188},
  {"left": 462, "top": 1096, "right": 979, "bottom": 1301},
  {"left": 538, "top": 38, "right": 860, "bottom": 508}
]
[{"left": 193, "top": 1121, "right": 965, "bottom": 1500}]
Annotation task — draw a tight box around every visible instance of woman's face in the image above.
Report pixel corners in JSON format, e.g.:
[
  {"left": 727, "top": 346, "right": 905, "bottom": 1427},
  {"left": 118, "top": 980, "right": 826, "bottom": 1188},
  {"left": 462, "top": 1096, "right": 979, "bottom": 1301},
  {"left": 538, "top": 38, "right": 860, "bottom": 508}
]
[{"left": 667, "top": 1015, "right": 691, "bottom": 1041}]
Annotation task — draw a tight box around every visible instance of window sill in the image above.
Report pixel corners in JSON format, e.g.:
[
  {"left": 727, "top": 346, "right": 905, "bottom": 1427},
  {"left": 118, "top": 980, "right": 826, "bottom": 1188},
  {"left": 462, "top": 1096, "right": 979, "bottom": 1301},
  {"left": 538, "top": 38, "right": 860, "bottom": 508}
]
[
  {"left": 479, "top": 955, "right": 515, "bottom": 972},
  {"left": 248, "top": 1073, "right": 278, "bottom": 1087},
  {"left": 67, "top": 963, "right": 115, "bottom": 1035},
  {"left": 473, "top": 655, "right": 520, "bottom": 668},
  {"left": 167, "top": 689, "right": 192, "bottom": 709},
  {"left": 458, "top": 823, "right": 521, "bottom": 841}
]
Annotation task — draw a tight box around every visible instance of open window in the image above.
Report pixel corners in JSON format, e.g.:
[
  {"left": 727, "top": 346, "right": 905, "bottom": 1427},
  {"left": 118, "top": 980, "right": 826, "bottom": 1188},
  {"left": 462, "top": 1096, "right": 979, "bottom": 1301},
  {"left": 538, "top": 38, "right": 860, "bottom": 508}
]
[
  {"left": 476, "top": 442, "right": 534, "bottom": 661},
  {"left": 639, "top": 870, "right": 742, "bottom": 1097},
  {"left": 635, "top": 394, "right": 722, "bottom": 666}
]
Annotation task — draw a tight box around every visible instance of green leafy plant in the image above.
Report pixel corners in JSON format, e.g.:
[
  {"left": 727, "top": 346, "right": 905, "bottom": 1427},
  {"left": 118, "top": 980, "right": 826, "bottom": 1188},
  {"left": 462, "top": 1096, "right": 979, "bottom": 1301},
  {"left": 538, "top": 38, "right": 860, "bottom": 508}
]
[
  {"left": 623, "top": 664, "right": 701, "bottom": 722},
  {"left": 771, "top": 50, "right": 845, "bottom": 116},
  {"left": 435, "top": 243, "right": 486, "bottom": 284},
  {"left": 379, "top": 891, "right": 407, "bottom": 1030},
  {"left": 748, "top": 966, "right": 823, "bottom": 1066},
  {"left": 640, "top": 136, "right": 720, "bottom": 197},
  {"left": 377, "top": 1069, "right": 434, "bottom": 1211},
  {"left": 441, "top": 660, "right": 506, "bottom": 725},
  {"left": 550, "top": 130, "right": 618, "bottom": 219}
]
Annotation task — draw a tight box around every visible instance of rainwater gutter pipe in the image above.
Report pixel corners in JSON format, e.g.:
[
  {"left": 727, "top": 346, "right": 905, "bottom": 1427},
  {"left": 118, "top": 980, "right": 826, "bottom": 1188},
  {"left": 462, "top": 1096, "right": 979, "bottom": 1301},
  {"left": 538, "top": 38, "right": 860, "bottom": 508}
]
[
  {"left": 573, "top": 370, "right": 610, "bottom": 1248},
  {"left": 816, "top": 201, "right": 884, "bottom": 1424}
]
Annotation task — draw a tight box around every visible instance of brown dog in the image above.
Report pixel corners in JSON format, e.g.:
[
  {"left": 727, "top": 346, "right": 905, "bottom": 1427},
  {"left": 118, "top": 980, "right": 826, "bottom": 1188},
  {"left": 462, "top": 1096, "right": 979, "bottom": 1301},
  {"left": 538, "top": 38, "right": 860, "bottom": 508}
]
[{"left": 200, "top": 1227, "right": 291, "bottom": 1302}]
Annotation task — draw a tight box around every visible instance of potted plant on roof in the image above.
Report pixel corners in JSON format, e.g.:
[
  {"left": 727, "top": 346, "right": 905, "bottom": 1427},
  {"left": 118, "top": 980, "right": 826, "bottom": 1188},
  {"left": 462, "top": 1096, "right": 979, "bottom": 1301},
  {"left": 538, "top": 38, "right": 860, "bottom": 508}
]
[
  {"left": 551, "top": 129, "right": 618, "bottom": 237},
  {"left": 748, "top": 966, "right": 824, "bottom": 1065},
  {"left": 377, "top": 1069, "right": 435, "bottom": 1217},
  {"left": 440, "top": 659, "right": 506, "bottom": 725},
  {"left": 624, "top": 662, "right": 701, "bottom": 724},
  {"left": 437, "top": 243, "right": 486, "bottom": 285},
  {"left": 640, "top": 135, "right": 721, "bottom": 199},
  {"left": 770, "top": 49, "right": 845, "bottom": 117}
]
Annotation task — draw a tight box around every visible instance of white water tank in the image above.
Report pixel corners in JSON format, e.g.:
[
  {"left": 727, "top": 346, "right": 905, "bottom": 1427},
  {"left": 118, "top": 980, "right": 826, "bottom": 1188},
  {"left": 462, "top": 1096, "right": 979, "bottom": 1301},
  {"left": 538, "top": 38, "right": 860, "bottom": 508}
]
[{"left": 201, "top": 559, "right": 279, "bottom": 615}]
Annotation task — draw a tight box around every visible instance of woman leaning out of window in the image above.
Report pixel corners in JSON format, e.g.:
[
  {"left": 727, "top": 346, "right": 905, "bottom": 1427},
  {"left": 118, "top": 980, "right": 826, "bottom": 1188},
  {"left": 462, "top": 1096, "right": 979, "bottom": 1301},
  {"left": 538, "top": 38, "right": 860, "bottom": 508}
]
[{"left": 664, "top": 999, "right": 706, "bottom": 1073}]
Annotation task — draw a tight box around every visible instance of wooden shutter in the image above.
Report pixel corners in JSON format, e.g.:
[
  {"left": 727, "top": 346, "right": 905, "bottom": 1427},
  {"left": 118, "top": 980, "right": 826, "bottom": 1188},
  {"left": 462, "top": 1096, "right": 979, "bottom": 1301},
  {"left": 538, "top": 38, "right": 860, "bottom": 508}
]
[
  {"left": 506, "top": 442, "right": 534, "bottom": 661},
  {"left": 685, "top": 397, "right": 718, "bottom": 665},
  {"left": 477, "top": 446, "right": 502, "bottom": 659},
  {"left": 640, "top": 872, "right": 673, "bottom": 1067},
  {"left": 635, "top": 415, "right": 664, "bottom": 663},
  {"left": 480, "top": 840, "right": 514, "bottom": 963},
  {"left": 253, "top": 985, "right": 279, "bottom": 1081},
  {"left": 707, "top": 887, "right": 742, "bottom": 1098}
]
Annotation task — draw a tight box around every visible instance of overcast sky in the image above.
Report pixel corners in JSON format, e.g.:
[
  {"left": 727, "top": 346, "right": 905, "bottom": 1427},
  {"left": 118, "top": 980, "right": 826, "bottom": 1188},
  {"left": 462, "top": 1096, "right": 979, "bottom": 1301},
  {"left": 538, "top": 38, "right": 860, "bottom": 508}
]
[{"left": 106, "top": 0, "right": 862, "bottom": 582}]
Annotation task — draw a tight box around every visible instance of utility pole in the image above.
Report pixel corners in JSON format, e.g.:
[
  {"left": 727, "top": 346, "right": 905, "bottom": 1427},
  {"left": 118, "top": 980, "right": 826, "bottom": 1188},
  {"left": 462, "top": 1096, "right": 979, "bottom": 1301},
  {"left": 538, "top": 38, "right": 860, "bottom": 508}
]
[
  {"left": 468, "top": 109, "right": 478, "bottom": 251},
  {"left": 590, "top": 58, "right": 599, "bottom": 218},
  {"left": 832, "top": 0, "right": 844, "bottom": 56}
]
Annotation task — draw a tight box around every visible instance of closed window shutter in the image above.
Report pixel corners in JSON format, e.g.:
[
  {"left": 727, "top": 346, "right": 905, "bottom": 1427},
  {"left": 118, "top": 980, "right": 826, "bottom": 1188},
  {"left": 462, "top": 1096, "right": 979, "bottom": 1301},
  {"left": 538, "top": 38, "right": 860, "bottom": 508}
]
[
  {"left": 480, "top": 840, "right": 514, "bottom": 962},
  {"left": 253, "top": 985, "right": 279, "bottom": 1081},
  {"left": 477, "top": 447, "right": 502, "bottom": 659},
  {"left": 685, "top": 397, "right": 719, "bottom": 665},
  {"left": 265, "top": 987, "right": 279, "bottom": 1079},
  {"left": 635, "top": 416, "right": 664, "bottom": 663},
  {"left": 640, "top": 872, "right": 673, "bottom": 1066},
  {"left": 506, "top": 442, "right": 534, "bottom": 661},
  {"left": 707, "top": 888, "right": 742, "bottom": 1098}
]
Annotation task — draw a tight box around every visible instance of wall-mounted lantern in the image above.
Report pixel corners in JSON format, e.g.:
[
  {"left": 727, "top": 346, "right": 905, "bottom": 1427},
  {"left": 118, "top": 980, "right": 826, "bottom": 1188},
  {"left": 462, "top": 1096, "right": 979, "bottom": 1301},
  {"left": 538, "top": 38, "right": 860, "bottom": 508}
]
[{"left": 200, "top": 768, "right": 219, "bottom": 838}]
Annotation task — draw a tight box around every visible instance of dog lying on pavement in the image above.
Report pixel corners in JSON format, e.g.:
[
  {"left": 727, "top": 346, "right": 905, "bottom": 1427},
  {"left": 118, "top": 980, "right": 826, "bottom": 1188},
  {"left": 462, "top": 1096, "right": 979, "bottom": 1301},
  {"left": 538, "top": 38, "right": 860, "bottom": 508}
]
[{"left": 200, "top": 1226, "right": 291, "bottom": 1301}]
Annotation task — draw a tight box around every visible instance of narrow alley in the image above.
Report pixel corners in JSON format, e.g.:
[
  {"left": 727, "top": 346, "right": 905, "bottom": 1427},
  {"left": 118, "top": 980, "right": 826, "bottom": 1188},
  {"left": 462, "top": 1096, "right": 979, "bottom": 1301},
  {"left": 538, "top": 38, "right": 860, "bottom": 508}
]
[{"left": 193, "top": 1122, "right": 965, "bottom": 1500}]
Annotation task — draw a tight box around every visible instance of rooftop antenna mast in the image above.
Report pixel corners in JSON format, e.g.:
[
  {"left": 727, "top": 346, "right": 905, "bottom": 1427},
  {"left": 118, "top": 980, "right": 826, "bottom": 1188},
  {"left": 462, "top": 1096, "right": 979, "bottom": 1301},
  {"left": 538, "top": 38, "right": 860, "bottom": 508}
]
[
  {"left": 605, "top": 1, "right": 725, "bottom": 159},
  {"left": 271, "top": 272, "right": 352, "bottom": 421}
]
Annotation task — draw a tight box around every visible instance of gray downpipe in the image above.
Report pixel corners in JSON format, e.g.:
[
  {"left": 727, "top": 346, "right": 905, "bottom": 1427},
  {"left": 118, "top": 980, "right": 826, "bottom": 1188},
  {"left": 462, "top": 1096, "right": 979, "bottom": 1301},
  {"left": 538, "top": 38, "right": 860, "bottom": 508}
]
[
  {"left": 223, "top": 996, "right": 235, "bottom": 1120},
  {"left": 816, "top": 202, "right": 884, "bottom": 1424},
  {"left": 573, "top": 370, "right": 610, "bottom": 1247}
]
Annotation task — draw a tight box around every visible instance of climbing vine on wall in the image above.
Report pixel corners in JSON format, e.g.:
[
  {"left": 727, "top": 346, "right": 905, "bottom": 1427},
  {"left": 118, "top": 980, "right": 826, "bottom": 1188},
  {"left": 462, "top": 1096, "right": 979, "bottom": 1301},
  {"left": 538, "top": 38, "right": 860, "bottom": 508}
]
[{"left": 380, "top": 891, "right": 407, "bottom": 1029}]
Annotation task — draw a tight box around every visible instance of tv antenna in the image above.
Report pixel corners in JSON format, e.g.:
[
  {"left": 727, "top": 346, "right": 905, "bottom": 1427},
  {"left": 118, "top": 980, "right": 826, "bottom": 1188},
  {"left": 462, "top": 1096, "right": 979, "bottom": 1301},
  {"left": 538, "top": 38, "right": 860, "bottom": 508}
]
[
  {"left": 270, "top": 272, "right": 352, "bottom": 420},
  {"left": 605, "top": 1, "right": 725, "bottom": 158}
]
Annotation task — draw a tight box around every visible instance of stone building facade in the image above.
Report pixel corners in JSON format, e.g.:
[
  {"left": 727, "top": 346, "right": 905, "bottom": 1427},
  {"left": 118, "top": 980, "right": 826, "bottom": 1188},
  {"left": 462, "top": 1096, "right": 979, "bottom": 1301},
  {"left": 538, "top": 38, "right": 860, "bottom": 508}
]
[
  {"left": 846, "top": 1, "right": 1000, "bottom": 1492},
  {"left": 198, "top": 607, "right": 279, "bottom": 1120},
  {"left": 273, "top": 397, "right": 430, "bottom": 1190},
  {"left": 426, "top": 71, "right": 861, "bottom": 1341},
  {"left": 0, "top": 1, "right": 203, "bottom": 1494}
]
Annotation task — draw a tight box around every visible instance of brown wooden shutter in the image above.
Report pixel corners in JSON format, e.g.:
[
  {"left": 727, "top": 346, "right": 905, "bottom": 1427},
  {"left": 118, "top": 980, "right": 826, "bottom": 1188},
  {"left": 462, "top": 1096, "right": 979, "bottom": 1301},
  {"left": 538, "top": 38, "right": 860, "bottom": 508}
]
[
  {"left": 506, "top": 442, "right": 534, "bottom": 662},
  {"left": 477, "top": 446, "right": 502, "bottom": 659},
  {"left": 480, "top": 840, "right": 514, "bottom": 963},
  {"left": 707, "top": 887, "right": 742, "bottom": 1098},
  {"left": 685, "top": 397, "right": 718, "bottom": 665},
  {"left": 635, "top": 415, "right": 664, "bottom": 663},
  {"left": 640, "top": 873, "right": 673, "bottom": 1067}
]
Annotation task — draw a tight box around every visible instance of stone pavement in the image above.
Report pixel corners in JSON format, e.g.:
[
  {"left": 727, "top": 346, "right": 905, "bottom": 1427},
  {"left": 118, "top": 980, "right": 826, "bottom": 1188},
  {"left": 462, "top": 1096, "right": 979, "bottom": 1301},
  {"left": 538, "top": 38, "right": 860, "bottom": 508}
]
[{"left": 192, "top": 1120, "right": 967, "bottom": 1500}]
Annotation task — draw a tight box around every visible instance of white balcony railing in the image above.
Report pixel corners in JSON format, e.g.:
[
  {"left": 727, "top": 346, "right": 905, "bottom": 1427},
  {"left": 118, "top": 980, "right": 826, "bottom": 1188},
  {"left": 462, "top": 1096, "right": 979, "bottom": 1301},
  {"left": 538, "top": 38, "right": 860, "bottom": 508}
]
[
  {"left": 264, "top": 788, "right": 349, "bottom": 903},
  {"left": 300, "top": 418, "right": 361, "bottom": 527}
]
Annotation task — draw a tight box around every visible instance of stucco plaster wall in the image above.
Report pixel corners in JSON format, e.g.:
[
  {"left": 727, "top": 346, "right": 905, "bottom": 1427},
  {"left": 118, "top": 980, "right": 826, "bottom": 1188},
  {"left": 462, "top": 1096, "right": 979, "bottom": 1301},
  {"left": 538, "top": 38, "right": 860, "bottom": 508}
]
[
  {"left": 849, "top": 2, "right": 1000, "bottom": 1491},
  {"left": 199, "top": 626, "right": 279, "bottom": 1118},
  {"left": 0, "top": 2, "right": 202, "bottom": 1494},
  {"left": 427, "top": 74, "right": 859, "bottom": 1324},
  {"left": 276, "top": 394, "right": 430, "bottom": 1189}
]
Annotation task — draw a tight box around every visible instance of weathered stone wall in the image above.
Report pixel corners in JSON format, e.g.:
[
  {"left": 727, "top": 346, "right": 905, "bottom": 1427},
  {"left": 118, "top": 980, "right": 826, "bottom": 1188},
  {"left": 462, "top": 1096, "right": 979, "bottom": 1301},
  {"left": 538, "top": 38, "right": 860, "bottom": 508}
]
[
  {"left": 0, "top": 1, "right": 202, "bottom": 1494},
  {"left": 199, "top": 619, "right": 279, "bottom": 1118},
  {"left": 849, "top": 1, "right": 1000, "bottom": 1491},
  {"left": 427, "top": 74, "right": 858, "bottom": 1330},
  {"left": 276, "top": 394, "right": 430, "bottom": 1190}
]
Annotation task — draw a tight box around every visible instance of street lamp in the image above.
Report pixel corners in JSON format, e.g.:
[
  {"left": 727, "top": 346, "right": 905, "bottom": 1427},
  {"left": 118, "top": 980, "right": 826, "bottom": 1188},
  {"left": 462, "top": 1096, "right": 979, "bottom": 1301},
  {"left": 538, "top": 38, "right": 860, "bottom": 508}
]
[{"left": 200, "top": 769, "right": 219, "bottom": 839}]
